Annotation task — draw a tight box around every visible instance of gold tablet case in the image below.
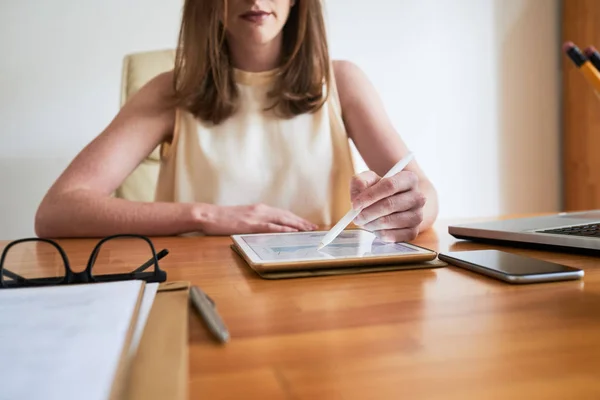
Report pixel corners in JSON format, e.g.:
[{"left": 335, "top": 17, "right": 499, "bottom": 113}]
[{"left": 231, "top": 243, "right": 446, "bottom": 279}]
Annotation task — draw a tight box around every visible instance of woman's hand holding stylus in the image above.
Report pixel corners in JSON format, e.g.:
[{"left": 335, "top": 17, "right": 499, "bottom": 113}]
[{"left": 350, "top": 170, "right": 427, "bottom": 242}]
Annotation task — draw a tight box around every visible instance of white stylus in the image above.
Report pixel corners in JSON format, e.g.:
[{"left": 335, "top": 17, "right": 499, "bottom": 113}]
[{"left": 317, "top": 152, "right": 415, "bottom": 250}]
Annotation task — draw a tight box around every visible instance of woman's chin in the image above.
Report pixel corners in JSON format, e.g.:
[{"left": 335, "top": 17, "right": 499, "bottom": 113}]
[{"left": 229, "top": 29, "right": 281, "bottom": 48}]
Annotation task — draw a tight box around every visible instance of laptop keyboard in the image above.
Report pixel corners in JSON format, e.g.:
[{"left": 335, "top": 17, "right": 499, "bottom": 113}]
[{"left": 537, "top": 223, "right": 600, "bottom": 237}]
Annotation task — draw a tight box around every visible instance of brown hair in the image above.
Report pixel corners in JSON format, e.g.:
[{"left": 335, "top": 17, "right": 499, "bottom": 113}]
[{"left": 173, "top": 0, "right": 331, "bottom": 125}]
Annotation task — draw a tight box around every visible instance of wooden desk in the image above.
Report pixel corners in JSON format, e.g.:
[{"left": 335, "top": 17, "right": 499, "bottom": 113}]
[{"left": 2, "top": 218, "right": 599, "bottom": 399}]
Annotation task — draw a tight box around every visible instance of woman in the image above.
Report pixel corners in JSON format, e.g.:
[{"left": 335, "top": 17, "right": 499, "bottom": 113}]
[{"left": 35, "top": 0, "right": 439, "bottom": 242}]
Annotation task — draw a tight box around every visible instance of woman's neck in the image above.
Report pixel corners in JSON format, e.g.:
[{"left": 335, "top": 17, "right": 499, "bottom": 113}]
[{"left": 227, "top": 35, "right": 283, "bottom": 72}]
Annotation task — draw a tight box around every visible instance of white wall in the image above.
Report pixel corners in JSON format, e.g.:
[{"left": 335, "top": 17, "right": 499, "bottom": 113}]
[
  {"left": 327, "top": 0, "right": 561, "bottom": 222},
  {"left": 0, "top": 0, "right": 561, "bottom": 240}
]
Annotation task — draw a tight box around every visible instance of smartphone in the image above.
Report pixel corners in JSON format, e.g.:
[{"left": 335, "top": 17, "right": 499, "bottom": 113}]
[{"left": 438, "top": 250, "right": 584, "bottom": 284}]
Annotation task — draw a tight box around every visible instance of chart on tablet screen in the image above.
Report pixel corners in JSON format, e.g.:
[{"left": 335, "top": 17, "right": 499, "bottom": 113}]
[{"left": 241, "top": 230, "right": 420, "bottom": 261}]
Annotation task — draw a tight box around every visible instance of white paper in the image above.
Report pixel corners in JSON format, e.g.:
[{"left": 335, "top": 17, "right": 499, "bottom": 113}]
[
  {"left": 0, "top": 280, "right": 144, "bottom": 400},
  {"left": 128, "top": 282, "right": 158, "bottom": 357}
]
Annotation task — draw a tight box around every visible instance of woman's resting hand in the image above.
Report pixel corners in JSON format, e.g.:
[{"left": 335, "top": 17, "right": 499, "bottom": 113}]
[{"left": 199, "top": 203, "right": 318, "bottom": 235}]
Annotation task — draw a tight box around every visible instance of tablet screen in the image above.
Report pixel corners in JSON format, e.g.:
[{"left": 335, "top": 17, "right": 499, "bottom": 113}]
[{"left": 235, "top": 229, "right": 431, "bottom": 263}]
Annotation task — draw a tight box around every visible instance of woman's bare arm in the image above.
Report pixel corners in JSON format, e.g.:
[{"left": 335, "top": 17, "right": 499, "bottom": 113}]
[
  {"left": 334, "top": 60, "right": 439, "bottom": 237},
  {"left": 34, "top": 72, "right": 207, "bottom": 238}
]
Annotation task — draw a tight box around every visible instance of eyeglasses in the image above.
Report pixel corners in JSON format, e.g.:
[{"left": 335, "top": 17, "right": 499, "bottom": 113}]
[{"left": 0, "top": 234, "right": 168, "bottom": 289}]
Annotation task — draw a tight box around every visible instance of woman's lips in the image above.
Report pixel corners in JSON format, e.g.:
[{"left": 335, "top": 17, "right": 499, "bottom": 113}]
[{"left": 240, "top": 11, "right": 271, "bottom": 23}]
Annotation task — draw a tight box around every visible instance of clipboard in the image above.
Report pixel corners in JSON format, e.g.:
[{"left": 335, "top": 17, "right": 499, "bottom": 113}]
[
  {"left": 0, "top": 279, "right": 189, "bottom": 400},
  {"left": 119, "top": 281, "right": 190, "bottom": 400},
  {"left": 109, "top": 281, "right": 146, "bottom": 400}
]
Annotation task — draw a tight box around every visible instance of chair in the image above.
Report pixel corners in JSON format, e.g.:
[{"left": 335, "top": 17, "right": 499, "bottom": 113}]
[{"left": 114, "top": 49, "right": 176, "bottom": 201}]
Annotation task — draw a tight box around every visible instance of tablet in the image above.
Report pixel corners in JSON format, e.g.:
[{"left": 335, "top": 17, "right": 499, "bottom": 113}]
[{"left": 231, "top": 229, "right": 438, "bottom": 272}]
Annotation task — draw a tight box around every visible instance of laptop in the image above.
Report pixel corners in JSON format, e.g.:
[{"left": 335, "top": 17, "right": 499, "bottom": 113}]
[{"left": 448, "top": 210, "right": 600, "bottom": 252}]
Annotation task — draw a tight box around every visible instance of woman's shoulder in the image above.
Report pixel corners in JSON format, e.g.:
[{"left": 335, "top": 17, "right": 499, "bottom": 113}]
[
  {"left": 137, "top": 70, "right": 177, "bottom": 107},
  {"left": 120, "top": 70, "right": 177, "bottom": 116},
  {"left": 332, "top": 59, "right": 363, "bottom": 78},
  {"left": 331, "top": 60, "right": 374, "bottom": 112},
  {"left": 117, "top": 70, "right": 178, "bottom": 143}
]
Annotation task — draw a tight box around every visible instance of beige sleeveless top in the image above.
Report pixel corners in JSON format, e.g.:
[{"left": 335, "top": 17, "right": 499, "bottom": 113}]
[{"left": 154, "top": 68, "right": 356, "bottom": 226}]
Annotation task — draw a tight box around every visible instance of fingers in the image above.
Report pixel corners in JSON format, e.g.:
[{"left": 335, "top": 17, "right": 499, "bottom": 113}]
[
  {"left": 360, "top": 208, "right": 424, "bottom": 231},
  {"left": 355, "top": 191, "right": 426, "bottom": 227},
  {"left": 352, "top": 170, "right": 418, "bottom": 210},
  {"left": 373, "top": 227, "right": 420, "bottom": 243},
  {"left": 271, "top": 211, "right": 317, "bottom": 231},
  {"left": 251, "top": 204, "right": 317, "bottom": 231},
  {"left": 252, "top": 223, "right": 300, "bottom": 233},
  {"left": 350, "top": 171, "right": 381, "bottom": 203}
]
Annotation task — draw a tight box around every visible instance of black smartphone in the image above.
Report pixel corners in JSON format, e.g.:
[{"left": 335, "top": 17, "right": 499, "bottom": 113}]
[{"left": 438, "top": 250, "right": 584, "bottom": 284}]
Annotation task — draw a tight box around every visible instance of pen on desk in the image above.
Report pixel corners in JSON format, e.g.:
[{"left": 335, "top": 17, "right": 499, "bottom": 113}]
[
  {"left": 317, "top": 152, "right": 415, "bottom": 250},
  {"left": 190, "top": 285, "right": 230, "bottom": 343},
  {"left": 563, "top": 41, "right": 600, "bottom": 96}
]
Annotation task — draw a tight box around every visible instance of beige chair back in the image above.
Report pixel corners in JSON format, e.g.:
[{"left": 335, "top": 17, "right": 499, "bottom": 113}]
[{"left": 114, "top": 49, "right": 175, "bottom": 201}]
